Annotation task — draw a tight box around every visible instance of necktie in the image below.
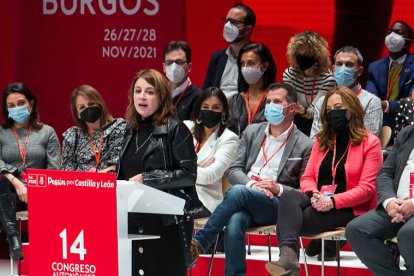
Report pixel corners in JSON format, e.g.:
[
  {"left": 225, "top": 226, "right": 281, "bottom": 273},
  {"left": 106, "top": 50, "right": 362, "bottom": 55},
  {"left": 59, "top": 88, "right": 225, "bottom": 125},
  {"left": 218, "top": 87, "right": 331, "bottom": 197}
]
[{"left": 388, "top": 61, "right": 402, "bottom": 101}]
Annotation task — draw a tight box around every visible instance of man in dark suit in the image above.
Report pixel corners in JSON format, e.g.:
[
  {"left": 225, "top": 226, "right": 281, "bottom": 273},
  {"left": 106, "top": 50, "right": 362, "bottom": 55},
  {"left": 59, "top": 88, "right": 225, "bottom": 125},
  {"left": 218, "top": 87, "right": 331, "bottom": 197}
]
[
  {"left": 202, "top": 3, "right": 255, "bottom": 98},
  {"left": 190, "top": 82, "right": 313, "bottom": 275},
  {"left": 163, "top": 41, "right": 202, "bottom": 121},
  {"left": 366, "top": 21, "right": 414, "bottom": 137},
  {"left": 346, "top": 125, "right": 414, "bottom": 276}
]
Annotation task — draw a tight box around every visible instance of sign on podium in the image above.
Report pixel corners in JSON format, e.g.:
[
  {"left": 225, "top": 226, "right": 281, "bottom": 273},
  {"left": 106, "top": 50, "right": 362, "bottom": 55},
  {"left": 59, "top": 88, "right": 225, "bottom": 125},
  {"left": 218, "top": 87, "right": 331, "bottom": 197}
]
[{"left": 27, "top": 169, "right": 185, "bottom": 276}]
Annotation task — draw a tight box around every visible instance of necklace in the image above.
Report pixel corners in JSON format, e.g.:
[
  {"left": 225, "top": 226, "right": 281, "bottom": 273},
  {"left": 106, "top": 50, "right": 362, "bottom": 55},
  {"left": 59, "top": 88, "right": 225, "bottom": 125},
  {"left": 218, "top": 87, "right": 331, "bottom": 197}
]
[{"left": 135, "top": 131, "right": 153, "bottom": 153}]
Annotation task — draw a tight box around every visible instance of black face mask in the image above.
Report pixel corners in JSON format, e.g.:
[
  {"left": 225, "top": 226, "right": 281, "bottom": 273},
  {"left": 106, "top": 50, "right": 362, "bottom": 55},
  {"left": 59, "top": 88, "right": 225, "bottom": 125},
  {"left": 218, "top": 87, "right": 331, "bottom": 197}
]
[
  {"left": 326, "top": 109, "right": 349, "bottom": 131},
  {"left": 296, "top": 54, "right": 316, "bottom": 71},
  {"left": 200, "top": 110, "right": 222, "bottom": 129},
  {"left": 80, "top": 106, "right": 101, "bottom": 123}
]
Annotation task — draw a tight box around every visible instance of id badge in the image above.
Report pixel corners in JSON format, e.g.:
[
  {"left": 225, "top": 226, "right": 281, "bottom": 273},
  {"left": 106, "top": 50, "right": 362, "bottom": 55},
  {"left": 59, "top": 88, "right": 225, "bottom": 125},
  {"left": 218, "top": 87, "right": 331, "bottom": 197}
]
[
  {"left": 19, "top": 165, "right": 27, "bottom": 184},
  {"left": 320, "top": 184, "right": 337, "bottom": 197}
]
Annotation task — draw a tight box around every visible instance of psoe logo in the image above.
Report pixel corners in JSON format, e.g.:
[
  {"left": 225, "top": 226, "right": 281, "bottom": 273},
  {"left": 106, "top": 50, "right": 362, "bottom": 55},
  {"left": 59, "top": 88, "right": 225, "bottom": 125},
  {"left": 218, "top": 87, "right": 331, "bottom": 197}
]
[{"left": 27, "top": 174, "right": 47, "bottom": 187}]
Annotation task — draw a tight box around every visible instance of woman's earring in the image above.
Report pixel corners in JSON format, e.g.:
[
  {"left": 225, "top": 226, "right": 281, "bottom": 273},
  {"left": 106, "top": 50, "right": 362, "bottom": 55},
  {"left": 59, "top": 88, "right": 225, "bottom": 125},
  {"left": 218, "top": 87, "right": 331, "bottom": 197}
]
[
  {"left": 221, "top": 116, "right": 227, "bottom": 125},
  {"left": 196, "top": 118, "right": 202, "bottom": 124}
]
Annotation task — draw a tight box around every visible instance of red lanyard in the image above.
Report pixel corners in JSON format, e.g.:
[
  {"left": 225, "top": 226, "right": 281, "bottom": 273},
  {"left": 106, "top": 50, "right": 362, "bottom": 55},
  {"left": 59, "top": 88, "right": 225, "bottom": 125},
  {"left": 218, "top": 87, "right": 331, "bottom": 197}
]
[
  {"left": 331, "top": 140, "right": 351, "bottom": 183},
  {"left": 386, "top": 66, "right": 403, "bottom": 100},
  {"left": 12, "top": 126, "right": 31, "bottom": 166},
  {"left": 174, "top": 82, "right": 191, "bottom": 109},
  {"left": 355, "top": 87, "right": 363, "bottom": 97},
  {"left": 258, "top": 126, "right": 293, "bottom": 175},
  {"left": 194, "top": 142, "right": 201, "bottom": 153},
  {"left": 302, "top": 76, "right": 315, "bottom": 106},
  {"left": 244, "top": 92, "right": 267, "bottom": 125},
  {"left": 87, "top": 130, "right": 104, "bottom": 165}
]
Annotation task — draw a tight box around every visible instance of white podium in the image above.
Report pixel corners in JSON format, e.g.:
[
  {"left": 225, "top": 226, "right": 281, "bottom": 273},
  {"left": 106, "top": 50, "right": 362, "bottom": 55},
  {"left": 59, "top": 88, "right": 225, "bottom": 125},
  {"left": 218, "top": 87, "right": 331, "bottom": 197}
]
[{"left": 116, "top": 180, "right": 185, "bottom": 276}]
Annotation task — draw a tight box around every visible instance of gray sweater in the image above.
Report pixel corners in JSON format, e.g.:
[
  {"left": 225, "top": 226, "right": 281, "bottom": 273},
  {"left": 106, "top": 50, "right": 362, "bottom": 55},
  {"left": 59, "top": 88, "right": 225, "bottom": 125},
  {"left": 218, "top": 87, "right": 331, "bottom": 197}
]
[{"left": 0, "top": 124, "right": 61, "bottom": 176}]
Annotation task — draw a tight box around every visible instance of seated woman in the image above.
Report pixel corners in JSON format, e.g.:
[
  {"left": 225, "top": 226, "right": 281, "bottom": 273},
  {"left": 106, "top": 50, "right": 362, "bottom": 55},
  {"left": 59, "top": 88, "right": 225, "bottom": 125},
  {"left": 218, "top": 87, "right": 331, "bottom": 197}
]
[
  {"left": 117, "top": 69, "right": 198, "bottom": 275},
  {"left": 395, "top": 92, "right": 414, "bottom": 138},
  {"left": 265, "top": 87, "right": 383, "bottom": 276},
  {"left": 0, "top": 83, "right": 61, "bottom": 260},
  {"left": 283, "top": 31, "right": 336, "bottom": 136},
  {"left": 184, "top": 87, "right": 239, "bottom": 218},
  {"left": 228, "top": 42, "right": 276, "bottom": 137},
  {"left": 61, "top": 85, "right": 126, "bottom": 172}
]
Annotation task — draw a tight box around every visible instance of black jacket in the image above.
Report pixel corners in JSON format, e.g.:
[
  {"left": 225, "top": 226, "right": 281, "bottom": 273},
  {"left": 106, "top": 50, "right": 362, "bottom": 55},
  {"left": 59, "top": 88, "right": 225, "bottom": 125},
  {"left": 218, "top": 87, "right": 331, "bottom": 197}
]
[
  {"left": 173, "top": 83, "right": 202, "bottom": 121},
  {"left": 117, "top": 115, "right": 198, "bottom": 203},
  {"left": 117, "top": 115, "right": 200, "bottom": 267},
  {"left": 228, "top": 93, "right": 267, "bottom": 137}
]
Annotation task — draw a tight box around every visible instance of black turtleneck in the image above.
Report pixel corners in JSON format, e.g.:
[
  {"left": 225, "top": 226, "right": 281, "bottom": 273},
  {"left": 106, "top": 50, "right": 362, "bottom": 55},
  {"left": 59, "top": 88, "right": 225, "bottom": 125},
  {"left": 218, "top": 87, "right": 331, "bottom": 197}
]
[
  {"left": 118, "top": 118, "right": 154, "bottom": 180},
  {"left": 317, "top": 129, "right": 350, "bottom": 194}
]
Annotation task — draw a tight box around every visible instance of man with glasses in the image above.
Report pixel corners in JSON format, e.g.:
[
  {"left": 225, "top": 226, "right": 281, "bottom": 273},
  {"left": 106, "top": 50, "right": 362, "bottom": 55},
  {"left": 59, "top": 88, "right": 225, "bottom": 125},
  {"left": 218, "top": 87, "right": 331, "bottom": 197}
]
[
  {"left": 366, "top": 21, "right": 414, "bottom": 141},
  {"left": 202, "top": 3, "right": 256, "bottom": 98},
  {"left": 310, "top": 46, "right": 383, "bottom": 139},
  {"left": 163, "top": 41, "right": 202, "bottom": 121},
  {"left": 190, "top": 82, "right": 312, "bottom": 275}
]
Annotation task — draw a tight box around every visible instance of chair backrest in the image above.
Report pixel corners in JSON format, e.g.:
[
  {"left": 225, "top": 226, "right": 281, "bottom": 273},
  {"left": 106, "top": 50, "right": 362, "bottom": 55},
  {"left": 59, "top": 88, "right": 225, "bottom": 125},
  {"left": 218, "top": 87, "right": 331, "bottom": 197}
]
[
  {"left": 222, "top": 172, "right": 232, "bottom": 194},
  {"left": 380, "top": 126, "right": 392, "bottom": 149}
]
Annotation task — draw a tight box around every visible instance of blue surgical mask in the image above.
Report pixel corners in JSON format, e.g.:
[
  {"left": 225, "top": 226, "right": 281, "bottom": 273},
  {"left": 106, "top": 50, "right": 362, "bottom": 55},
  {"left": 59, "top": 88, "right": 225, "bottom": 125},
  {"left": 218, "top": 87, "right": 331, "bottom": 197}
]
[
  {"left": 264, "top": 103, "right": 289, "bottom": 126},
  {"left": 8, "top": 105, "right": 30, "bottom": 124},
  {"left": 334, "top": 66, "right": 356, "bottom": 87}
]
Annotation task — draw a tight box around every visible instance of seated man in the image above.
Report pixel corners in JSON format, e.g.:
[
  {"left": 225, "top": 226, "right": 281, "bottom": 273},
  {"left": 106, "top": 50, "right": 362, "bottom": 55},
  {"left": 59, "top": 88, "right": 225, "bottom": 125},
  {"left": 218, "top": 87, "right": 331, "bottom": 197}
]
[
  {"left": 365, "top": 21, "right": 414, "bottom": 141},
  {"left": 311, "top": 46, "right": 383, "bottom": 139},
  {"left": 346, "top": 124, "right": 414, "bottom": 276},
  {"left": 190, "top": 82, "right": 313, "bottom": 275},
  {"left": 163, "top": 41, "right": 202, "bottom": 121}
]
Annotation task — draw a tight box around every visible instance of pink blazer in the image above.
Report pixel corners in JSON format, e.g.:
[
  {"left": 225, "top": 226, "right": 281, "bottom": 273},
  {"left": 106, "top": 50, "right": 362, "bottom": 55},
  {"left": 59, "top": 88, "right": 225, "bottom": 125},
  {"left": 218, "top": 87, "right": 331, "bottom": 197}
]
[{"left": 301, "top": 132, "right": 382, "bottom": 216}]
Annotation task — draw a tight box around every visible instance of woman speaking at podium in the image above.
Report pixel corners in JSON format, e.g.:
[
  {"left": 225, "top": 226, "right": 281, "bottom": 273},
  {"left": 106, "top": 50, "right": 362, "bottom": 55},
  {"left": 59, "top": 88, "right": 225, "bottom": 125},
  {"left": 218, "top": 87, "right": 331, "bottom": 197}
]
[
  {"left": 0, "top": 83, "right": 61, "bottom": 260},
  {"left": 117, "top": 69, "right": 199, "bottom": 275}
]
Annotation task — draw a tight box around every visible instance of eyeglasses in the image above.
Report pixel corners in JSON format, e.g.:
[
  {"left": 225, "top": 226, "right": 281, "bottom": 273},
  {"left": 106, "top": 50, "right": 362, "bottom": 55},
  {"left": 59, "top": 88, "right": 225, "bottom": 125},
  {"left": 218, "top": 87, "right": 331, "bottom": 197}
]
[
  {"left": 222, "top": 17, "right": 245, "bottom": 26},
  {"left": 164, "top": 59, "right": 188, "bottom": 66}
]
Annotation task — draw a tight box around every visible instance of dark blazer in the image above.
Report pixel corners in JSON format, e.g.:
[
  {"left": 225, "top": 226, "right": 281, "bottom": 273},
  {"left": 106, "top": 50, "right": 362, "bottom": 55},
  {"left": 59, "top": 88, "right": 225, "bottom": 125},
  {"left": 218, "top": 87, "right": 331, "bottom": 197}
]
[
  {"left": 202, "top": 49, "right": 227, "bottom": 90},
  {"left": 227, "top": 122, "right": 313, "bottom": 191},
  {"left": 202, "top": 48, "right": 242, "bottom": 91},
  {"left": 366, "top": 53, "right": 414, "bottom": 113},
  {"left": 376, "top": 124, "right": 414, "bottom": 207},
  {"left": 228, "top": 93, "right": 267, "bottom": 137},
  {"left": 173, "top": 83, "right": 202, "bottom": 121}
]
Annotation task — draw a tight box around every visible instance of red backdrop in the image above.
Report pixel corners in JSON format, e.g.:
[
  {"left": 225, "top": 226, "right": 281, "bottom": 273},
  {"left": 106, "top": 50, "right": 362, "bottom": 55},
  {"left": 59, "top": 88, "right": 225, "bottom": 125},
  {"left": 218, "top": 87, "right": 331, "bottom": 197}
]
[{"left": 1, "top": 0, "right": 414, "bottom": 138}]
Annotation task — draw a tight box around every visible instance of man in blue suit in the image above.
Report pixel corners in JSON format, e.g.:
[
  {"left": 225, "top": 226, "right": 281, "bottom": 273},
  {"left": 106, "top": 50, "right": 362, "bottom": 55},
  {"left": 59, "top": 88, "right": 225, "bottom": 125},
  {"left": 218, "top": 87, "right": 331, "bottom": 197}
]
[
  {"left": 202, "top": 3, "right": 255, "bottom": 98},
  {"left": 366, "top": 21, "right": 414, "bottom": 138}
]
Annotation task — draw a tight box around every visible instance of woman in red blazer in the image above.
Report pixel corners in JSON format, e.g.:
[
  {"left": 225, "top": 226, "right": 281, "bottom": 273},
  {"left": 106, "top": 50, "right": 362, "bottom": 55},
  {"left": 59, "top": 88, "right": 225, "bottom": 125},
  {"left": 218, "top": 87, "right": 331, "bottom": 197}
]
[{"left": 265, "top": 87, "right": 383, "bottom": 276}]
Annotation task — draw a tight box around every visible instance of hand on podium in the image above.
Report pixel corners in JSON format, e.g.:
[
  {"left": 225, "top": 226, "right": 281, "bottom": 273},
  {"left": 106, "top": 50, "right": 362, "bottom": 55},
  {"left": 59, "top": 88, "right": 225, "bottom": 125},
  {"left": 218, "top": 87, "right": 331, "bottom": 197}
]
[{"left": 129, "top": 174, "right": 143, "bottom": 183}]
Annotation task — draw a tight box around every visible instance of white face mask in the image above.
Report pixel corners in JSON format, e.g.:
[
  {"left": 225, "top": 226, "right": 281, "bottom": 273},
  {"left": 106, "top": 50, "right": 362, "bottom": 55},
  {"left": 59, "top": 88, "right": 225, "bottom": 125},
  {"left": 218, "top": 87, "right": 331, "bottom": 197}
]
[
  {"left": 241, "top": 66, "right": 264, "bottom": 84},
  {"left": 166, "top": 63, "right": 186, "bottom": 84},
  {"left": 223, "top": 21, "right": 239, "bottom": 43},
  {"left": 385, "top": 32, "right": 406, "bottom": 53}
]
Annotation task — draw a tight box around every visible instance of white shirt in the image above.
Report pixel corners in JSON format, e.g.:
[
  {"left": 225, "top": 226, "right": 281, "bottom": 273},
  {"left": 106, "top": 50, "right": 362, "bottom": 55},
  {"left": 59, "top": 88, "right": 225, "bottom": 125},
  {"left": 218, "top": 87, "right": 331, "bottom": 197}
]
[
  {"left": 183, "top": 121, "right": 239, "bottom": 213},
  {"left": 172, "top": 77, "right": 191, "bottom": 99},
  {"left": 383, "top": 147, "right": 414, "bottom": 209},
  {"left": 246, "top": 123, "right": 294, "bottom": 196},
  {"left": 388, "top": 54, "right": 407, "bottom": 69},
  {"left": 220, "top": 47, "right": 239, "bottom": 98}
]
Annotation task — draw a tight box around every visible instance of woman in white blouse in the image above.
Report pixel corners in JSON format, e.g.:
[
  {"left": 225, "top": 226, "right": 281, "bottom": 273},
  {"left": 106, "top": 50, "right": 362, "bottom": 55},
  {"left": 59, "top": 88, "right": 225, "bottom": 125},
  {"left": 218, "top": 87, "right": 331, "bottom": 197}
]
[{"left": 184, "top": 87, "right": 239, "bottom": 218}]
